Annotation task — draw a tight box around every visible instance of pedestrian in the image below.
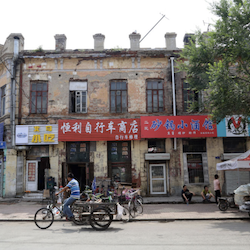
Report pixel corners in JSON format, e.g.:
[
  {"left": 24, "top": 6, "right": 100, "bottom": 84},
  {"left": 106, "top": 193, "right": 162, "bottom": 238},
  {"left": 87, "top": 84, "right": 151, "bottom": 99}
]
[
  {"left": 201, "top": 185, "right": 215, "bottom": 202},
  {"left": 213, "top": 174, "right": 221, "bottom": 204},
  {"left": 56, "top": 172, "right": 80, "bottom": 221},
  {"left": 181, "top": 185, "right": 195, "bottom": 204}
]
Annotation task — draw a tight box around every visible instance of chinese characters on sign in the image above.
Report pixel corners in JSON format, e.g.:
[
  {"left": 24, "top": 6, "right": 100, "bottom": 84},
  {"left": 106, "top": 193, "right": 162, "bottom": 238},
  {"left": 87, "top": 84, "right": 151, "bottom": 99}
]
[
  {"left": 141, "top": 116, "right": 217, "bottom": 138},
  {"left": 15, "top": 125, "right": 58, "bottom": 145},
  {"left": 58, "top": 119, "right": 141, "bottom": 141}
]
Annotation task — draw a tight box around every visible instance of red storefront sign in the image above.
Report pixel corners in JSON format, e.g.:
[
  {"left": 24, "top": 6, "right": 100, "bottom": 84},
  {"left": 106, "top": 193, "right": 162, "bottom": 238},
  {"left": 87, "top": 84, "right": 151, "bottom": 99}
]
[
  {"left": 141, "top": 116, "right": 217, "bottom": 138},
  {"left": 58, "top": 119, "right": 140, "bottom": 141}
]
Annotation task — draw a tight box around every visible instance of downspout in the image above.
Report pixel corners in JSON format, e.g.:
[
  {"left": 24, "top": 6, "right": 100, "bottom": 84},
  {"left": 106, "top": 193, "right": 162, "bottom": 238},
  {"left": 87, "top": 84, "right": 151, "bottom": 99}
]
[
  {"left": 170, "top": 57, "right": 177, "bottom": 150},
  {"left": 11, "top": 36, "right": 20, "bottom": 148},
  {"left": 18, "top": 63, "right": 23, "bottom": 125}
]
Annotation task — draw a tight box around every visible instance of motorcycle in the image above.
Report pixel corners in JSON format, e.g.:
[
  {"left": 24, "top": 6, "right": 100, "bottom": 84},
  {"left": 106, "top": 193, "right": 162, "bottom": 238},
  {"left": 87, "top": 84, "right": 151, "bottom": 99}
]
[
  {"left": 218, "top": 193, "right": 236, "bottom": 211},
  {"left": 218, "top": 184, "right": 250, "bottom": 216}
]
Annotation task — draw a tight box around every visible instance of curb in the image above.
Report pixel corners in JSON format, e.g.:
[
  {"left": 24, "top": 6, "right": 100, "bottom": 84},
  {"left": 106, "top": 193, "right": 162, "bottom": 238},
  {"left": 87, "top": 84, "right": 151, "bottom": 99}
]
[{"left": 1, "top": 217, "right": 249, "bottom": 223}]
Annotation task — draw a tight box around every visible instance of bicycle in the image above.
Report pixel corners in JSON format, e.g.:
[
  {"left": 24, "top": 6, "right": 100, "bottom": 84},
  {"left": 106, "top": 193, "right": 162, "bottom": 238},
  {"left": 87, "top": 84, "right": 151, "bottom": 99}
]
[
  {"left": 127, "top": 189, "right": 143, "bottom": 218},
  {"left": 34, "top": 192, "right": 114, "bottom": 230}
]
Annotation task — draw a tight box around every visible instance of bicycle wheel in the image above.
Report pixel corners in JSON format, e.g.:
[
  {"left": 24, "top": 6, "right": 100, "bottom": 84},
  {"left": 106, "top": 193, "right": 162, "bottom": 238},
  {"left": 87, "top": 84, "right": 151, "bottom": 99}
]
[
  {"left": 130, "top": 200, "right": 143, "bottom": 218},
  {"left": 89, "top": 208, "right": 112, "bottom": 231},
  {"left": 135, "top": 200, "right": 143, "bottom": 214},
  {"left": 34, "top": 208, "right": 54, "bottom": 229},
  {"left": 122, "top": 206, "right": 130, "bottom": 222},
  {"left": 218, "top": 201, "right": 229, "bottom": 211}
]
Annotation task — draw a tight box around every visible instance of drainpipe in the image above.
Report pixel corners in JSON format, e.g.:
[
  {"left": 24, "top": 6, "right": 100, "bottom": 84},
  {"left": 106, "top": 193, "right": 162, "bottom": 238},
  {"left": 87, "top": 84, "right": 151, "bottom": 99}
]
[
  {"left": 18, "top": 63, "right": 23, "bottom": 125},
  {"left": 11, "top": 36, "right": 20, "bottom": 148},
  {"left": 170, "top": 57, "right": 177, "bottom": 150}
]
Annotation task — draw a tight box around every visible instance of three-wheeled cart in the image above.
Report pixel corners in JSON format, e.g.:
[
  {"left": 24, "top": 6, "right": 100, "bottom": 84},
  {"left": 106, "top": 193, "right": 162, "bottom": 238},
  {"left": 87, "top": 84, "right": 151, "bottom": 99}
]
[{"left": 34, "top": 201, "right": 117, "bottom": 231}]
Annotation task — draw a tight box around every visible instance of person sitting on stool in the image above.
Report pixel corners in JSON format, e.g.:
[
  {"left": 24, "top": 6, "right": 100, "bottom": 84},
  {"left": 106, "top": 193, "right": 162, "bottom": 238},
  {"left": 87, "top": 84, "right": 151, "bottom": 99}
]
[{"left": 182, "top": 185, "right": 195, "bottom": 204}]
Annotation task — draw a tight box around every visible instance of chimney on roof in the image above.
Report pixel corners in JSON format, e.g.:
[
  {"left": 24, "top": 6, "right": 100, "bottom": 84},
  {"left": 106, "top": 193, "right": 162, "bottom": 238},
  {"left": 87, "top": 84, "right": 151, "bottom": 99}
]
[
  {"left": 183, "top": 33, "right": 195, "bottom": 46},
  {"left": 54, "top": 34, "right": 67, "bottom": 51},
  {"left": 93, "top": 33, "right": 105, "bottom": 51},
  {"left": 129, "top": 32, "right": 141, "bottom": 50},
  {"left": 165, "top": 32, "right": 177, "bottom": 50}
]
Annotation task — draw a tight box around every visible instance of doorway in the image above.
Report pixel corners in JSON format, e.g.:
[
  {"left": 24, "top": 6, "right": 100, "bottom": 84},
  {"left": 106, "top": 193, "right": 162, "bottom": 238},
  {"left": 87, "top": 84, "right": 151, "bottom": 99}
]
[
  {"left": 26, "top": 161, "right": 38, "bottom": 191},
  {"left": 150, "top": 164, "right": 167, "bottom": 194},
  {"left": 68, "top": 164, "right": 90, "bottom": 191}
]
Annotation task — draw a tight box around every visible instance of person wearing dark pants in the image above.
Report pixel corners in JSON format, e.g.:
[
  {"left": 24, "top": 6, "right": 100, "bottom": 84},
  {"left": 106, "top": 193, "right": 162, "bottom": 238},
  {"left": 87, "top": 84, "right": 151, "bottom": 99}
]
[
  {"left": 181, "top": 185, "right": 195, "bottom": 204},
  {"left": 214, "top": 174, "right": 221, "bottom": 204}
]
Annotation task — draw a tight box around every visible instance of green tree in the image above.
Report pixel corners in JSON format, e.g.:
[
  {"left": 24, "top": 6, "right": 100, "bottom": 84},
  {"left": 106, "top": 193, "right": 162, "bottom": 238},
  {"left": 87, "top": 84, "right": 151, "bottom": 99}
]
[{"left": 178, "top": 0, "right": 250, "bottom": 123}]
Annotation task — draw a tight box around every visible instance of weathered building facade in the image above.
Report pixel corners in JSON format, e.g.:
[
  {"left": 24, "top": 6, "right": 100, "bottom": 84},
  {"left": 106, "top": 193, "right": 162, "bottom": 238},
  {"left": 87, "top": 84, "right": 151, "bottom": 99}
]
[{"left": 1, "top": 32, "right": 250, "bottom": 198}]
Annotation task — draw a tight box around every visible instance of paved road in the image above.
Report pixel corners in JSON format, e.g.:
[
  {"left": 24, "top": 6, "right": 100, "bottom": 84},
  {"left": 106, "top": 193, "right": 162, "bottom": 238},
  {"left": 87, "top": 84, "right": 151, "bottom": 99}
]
[
  {"left": 0, "top": 220, "right": 250, "bottom": 250},
  {"left": 0, "top": 201, "right": 249, "bottom": 220}
]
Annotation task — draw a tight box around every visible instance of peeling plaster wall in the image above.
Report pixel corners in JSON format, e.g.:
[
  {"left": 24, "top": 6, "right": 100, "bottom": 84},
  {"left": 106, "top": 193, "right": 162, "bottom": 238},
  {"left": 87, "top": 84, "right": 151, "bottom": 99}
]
[
  {"left": 206, "top": 137, "right": 224, "bottom": 190},
  {"left": 93, "top": 141, "right": 107, "bottom": 177},
  {"left": 167, "top": 139, "right": 183, "bottom": 196},
  {"left": 138, "top": 140, "right": 148, "bottom": 196},
  {"left": 19, "top": 50, "right": 182, "bottom": 195},
  {"left": 5, "top": 149, "right": 17, "bottom": 197},
  {"left": 49, "top": 142, "right": 65, "bottom": 186},
  {"left": 131, "top": 140, "right": 141, "bottom": 187}
]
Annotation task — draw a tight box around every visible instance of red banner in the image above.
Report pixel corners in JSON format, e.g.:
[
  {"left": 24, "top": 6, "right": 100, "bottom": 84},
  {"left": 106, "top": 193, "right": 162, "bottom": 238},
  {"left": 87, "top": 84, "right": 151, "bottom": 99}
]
[
  {"left": 58, "top": 119, "right": 140, "bottom": 141},
  {"left": 141, "top": 116, "right": 217, "bottom": 138}
]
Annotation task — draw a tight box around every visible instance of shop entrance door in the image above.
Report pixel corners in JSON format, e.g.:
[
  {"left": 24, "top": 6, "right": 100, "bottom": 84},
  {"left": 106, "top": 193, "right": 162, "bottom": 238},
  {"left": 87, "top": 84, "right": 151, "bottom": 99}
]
[
  {"left": 150, "top": 164, "right": 166, "bottom": 194},
  {"left": 26, "top": 161, "right": 38, "bottom": 191}
]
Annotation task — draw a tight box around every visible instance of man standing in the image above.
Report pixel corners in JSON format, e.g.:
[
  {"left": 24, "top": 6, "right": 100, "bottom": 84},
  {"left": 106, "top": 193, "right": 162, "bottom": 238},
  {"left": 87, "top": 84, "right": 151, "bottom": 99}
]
[{"left": 56, "top": 173, "right": 80, "bottom": 220}]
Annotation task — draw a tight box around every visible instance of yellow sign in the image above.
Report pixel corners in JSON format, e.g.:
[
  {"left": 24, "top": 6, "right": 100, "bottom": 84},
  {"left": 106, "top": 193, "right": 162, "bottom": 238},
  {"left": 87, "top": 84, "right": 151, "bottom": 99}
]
[
  {"left": 31, "top": 135, "right": 41, "bottom": 143},
  {"left": 34, "top": 126, "right": 40, "bottom": 132}
]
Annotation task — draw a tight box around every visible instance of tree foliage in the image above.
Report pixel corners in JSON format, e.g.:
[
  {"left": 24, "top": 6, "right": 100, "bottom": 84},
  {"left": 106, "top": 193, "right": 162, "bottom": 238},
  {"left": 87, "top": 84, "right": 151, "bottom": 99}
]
[{"left": 178, "top": 0, "right": 250, "bottom": 123}]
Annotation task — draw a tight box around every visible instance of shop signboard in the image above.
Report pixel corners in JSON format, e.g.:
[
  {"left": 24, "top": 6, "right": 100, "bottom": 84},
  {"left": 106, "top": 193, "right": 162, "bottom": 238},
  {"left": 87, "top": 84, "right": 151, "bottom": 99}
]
[
  {"left": 141, "top": 115, "right": 217, "bottom": 138},
  {"left": 16, "top": 125, "right": 58, "bottom": 145},
  {"left": 58, "top": 119, "right": 140, "bottom": 141},
  {"left": 217, "top": 115, "right": 250, "bottom": 137},
  {"left": 0, "top": 141, "right": 6, "bottom": 149}
]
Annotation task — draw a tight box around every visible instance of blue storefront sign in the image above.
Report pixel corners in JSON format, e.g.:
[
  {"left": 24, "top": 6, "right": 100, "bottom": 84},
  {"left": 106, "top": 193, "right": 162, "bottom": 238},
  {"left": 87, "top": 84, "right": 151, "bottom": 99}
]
[{"left": 0, "top": 141, "right": 6, "bottom": 149}]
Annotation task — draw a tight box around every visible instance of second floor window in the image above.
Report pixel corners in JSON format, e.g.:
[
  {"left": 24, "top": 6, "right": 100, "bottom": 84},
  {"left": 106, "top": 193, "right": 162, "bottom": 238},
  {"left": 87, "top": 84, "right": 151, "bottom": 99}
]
[
  {"left": 69, "top": 81, "right": 87, "bottom": 113},
  {"left": 1, "top": 85, "right": 6, "bottom": 116},
  {"left": 183, "top": 81, "right": 199, "bottom": 112},
  {"left": 110, "top": 81, "right": 127, "bottom": 113},
  {"left": 30, "top": 82, "right": 48, "bottom": 114},
  {"left": 146, "top": 80, "right": 164, "bottom": 112}
]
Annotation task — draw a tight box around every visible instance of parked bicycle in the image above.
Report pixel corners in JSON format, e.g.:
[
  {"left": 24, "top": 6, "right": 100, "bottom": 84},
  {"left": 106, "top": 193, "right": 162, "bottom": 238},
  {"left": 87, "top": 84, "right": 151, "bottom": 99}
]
[{"left": 126, "top": 189, "right": 143, "bottom": 218}]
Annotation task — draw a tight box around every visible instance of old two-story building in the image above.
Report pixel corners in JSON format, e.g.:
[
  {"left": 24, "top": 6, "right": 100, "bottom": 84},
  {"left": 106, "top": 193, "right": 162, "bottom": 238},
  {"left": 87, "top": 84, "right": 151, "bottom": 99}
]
[{"left": 1, "top": 32, "right": 250, "bottom": 198}]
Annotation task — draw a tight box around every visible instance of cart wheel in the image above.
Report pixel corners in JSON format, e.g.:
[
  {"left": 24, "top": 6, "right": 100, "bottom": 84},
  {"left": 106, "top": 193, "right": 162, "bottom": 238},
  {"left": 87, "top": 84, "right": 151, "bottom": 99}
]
[
  {"left": 218, "top": 201, "right": 229, "bottom": 211},
  {"left": 34, "top": 208, "right": 54, "bottom": 229},
  {"left": 89, "top": 208, "right": 112, "bottom": 231},
  {"left": 71, "top": 204, "right": 88, "bottom": 225}
]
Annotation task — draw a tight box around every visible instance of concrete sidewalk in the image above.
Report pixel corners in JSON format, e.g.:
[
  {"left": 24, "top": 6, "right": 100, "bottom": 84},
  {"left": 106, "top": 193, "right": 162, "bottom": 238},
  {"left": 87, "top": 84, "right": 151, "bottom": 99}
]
[{"left": 0, "top": 197, "right": 250, "bottom": 221}]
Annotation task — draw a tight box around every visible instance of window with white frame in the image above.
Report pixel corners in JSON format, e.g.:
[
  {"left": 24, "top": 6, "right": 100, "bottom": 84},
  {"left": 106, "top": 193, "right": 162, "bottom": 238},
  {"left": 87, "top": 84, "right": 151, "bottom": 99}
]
[
  {"left": 183, "top": 139, "right": 208, "bottom": 184},
  {"left": 69, "top": 81, "right": 87, "bottom": 113},
  {"left": 1, "top": 85, "right": 6, "bottom": 116}
]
